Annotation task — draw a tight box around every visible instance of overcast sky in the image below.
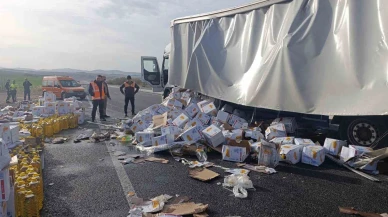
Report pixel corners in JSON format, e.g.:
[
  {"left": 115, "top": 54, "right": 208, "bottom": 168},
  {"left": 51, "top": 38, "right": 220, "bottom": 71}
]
[{"left": 0, "top": 0, "right": 254, "bottom": 72}]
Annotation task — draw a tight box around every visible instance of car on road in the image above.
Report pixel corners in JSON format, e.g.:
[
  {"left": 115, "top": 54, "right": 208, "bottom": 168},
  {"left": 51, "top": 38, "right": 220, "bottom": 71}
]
[{"left": 42, "top": 76, "right": 86, "bottom": 100}]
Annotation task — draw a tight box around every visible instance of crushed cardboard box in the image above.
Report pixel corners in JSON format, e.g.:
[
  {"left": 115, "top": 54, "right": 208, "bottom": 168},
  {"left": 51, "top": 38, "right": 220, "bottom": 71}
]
[{"left": 189, "top": 168, "right": 219, "bottom": 181}]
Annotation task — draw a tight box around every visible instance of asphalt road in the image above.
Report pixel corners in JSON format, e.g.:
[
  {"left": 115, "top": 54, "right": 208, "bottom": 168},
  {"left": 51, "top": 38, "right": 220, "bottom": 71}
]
[{"left": 42, "top": 88, "right": 388, "bottom": 217}]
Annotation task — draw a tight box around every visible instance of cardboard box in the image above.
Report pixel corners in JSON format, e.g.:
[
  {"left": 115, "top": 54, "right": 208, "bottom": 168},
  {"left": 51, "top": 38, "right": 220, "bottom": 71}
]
[
  {"left": 9, "top": 126, "right": 19, "bottom": 144},
  {"left": 135, "top": 132, "right": 154, "bottom": 143},
  {"left": 43, "top": 92, "right": 56, "bottom": 102},
  {"left": 184, "top": 118, "right": 203, "bottom": 130},
  {"left": 161, "top": 126, "right": 182, "bottom": 137},
  {"left": 172, "top": 113, "right": 190, "bottom": 128},
  {"left": 202, "top": 125, "right": 225, "bottom": 148},
  {"left": 185, "top": 103, "right": 200, "bottom": 118},
  {"left": 181, "top": 126, "right": 204, "bottom": 143},
  {"left": 222, "top": 140, "right": 251, "bottom": 162},
  {"left": 250, "top": 142, "right": 261, "bottom": 153},
  {"left": 271, "top": 117, "right": 297, "bottom": 134},
  {"left": 197, "top": 100, "right": 211, "bottom": 109},
  {"left": 130, "top": 120, "right": 149, "bottom": 133},
  {"left": 257, "top": 140, "right": 280, "bottom": 168},
  {"left": 31, "top": 106, "right": 45, "bottom": 117},
  {"left": 302, "top": 145, "right": 325, "bottom": 167},
  {"left": 173, "top": 99, "right": 183, "bottom": 109},
  {"left": 349, "top": 145, "right": 373, "bottom": 157},
  {"left": 228, "top": 115, "right": 248, "bottom": 129},
  {"left": 201, "top": 102, "right": 217, "bottom": 116},
  {"left": 280, "top": 144, "right": 303, "bottom": 164},
  {"left": 323, "top": 138, "right": 347, "bottom": 156},
  {"left": 44, "top": 102, "right": 56, "bottom": 115},
  {"left": 229, "top": 129, "right": 243, "bottom": 141},
  {"left": 0, "top": 124, "right": 11, "bottom": 145},
  {"left": 196, "top": 113, "right": 211, "bottom": 125},
  {"left": 216, "top": 110, "right": 230, "bottom": 123},
  {"left": 340, "top": 145, "right": 377, "bottom": 170},
  {"left": 151, "top": 134, "right": 175, "bottom": 146},
  {"left": 294, "top": 138, "right": 315, "bottom": 147},
  {"left": 157, "top": 105, "right": 170, "bottom": 115},
  {"left": 57, "top": 101, "right": 71, "bottom": 115},
  {"left": 270, "top": 137, "right": 295, "bottom": 145},
  {"left": 75, "top": 110, "right": 85, "bottom": 125},
  {"left": 265, "top": 123, "right": 287, "bottom": 140},
  {"left": 0, "top": 169, "right": 10, "bottom": 202},
  {"left": 166, "top": 99, "right": 176, "bottom": 108},
  {"left": 0, "top": 201, "right": 6, "bottom": 217},
  {"left": 169, "top": 110, "right": 185, "bottom": 120},
  {"left": 12, "top": 111, "right": 25, "bottom": 118}
]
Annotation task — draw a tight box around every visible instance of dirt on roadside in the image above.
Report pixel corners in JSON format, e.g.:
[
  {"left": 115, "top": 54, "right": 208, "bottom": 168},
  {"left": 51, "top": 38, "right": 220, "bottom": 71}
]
[{"left": 0, "top": 88, "right": 42, "bottom": 108}]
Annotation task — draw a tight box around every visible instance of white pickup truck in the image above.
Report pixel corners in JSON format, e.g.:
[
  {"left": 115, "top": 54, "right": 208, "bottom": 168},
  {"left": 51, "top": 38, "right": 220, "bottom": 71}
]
[{"left": 141, "top": 0, "right": 388, "bottom": 148}]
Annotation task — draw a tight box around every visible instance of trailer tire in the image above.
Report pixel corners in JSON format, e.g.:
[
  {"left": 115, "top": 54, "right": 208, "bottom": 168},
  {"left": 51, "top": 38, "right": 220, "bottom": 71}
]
[
  {"left": 340, "top": 117, "right": 386, "bottom": 147},
  {"left": 163, "top": 88, "right": 171, "bottom": 99}
]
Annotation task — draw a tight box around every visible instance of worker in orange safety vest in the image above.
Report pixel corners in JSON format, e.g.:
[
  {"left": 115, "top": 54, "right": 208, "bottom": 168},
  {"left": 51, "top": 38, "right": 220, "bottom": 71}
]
[{"left": 88, "top": 75, "right": 106, "bottom": 122}]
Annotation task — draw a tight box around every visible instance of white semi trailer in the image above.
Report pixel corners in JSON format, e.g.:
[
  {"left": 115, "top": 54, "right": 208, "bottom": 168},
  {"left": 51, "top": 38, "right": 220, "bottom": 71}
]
[{"left": 141, "top": 0, "right": 388, "bottom": 148}]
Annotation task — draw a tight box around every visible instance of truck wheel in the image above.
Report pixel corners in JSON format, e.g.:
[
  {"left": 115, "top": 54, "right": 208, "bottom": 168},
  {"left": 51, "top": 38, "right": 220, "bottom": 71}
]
[
  {"left": 340, "top": 118, "right": 383, "bottom": 147},
  {"left": 163, "top": 88, "right": 171, "bottom": 99}
]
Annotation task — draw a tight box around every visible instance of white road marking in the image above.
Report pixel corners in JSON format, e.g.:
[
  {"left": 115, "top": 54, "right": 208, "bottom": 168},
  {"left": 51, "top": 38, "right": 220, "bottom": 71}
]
[{"left": 86, "top": 96, "right": 136, "bottom": 207}]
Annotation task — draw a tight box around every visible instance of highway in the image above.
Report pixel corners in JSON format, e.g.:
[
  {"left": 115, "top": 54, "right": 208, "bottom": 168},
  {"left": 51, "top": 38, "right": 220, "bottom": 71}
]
[{"left": 42, "top": 87, "right": 388, "bottom": 217}]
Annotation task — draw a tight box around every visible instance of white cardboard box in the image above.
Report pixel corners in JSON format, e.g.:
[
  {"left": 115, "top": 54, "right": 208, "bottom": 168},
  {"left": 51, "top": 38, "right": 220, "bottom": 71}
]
[
  {"left": 294, "top": 138, "right": 315, "bottom": 147},
  {"left": 271, "top": 117, "right": 297, "bottom": 134},
  {"left": 32, "top": 106, "right": 45, "bottom": 117},
  {"left": 349, "top": 145, "right": 373, "bottom": 156},
  {"left": 57, "top": 101, "right": 71, "bottom": 115},
  {"left": 10, "top": 126, "right": 19, "bottom": 144},
  {"left": 161, "top": 126, "right": 182, "bottom": 137},
  {"left": 44, "top": 102, "right": 56, "bottom": 115},
  {"left": 341, "top": 145, "right": 377, "bottom": 171},
  {"left": 197, "top": 100, "right": 211, "bottom": 109},
  {"left": 216, "top": 110, "right": 230, "bottom": 123},
  {"left": 302, "top": 145, "right": 325, "bottom": 167},
  {"left": 0, "top": 169, "right": 10, "bottom": 202},
  {"left": 185, "top": 103, "right": 200, "bottom": 118},
  {"left": 202, "top": 125, "right": 225, "bottom": 147},
  {"left": 184, "top": 118, "right": 203, "bottom": 130},
  {"left": 152, "top": 134, "right": 175, "bottom": 146},
  {"left": 280, "top": 144, "right": 303, "bottom": 164},
  {"left": 43, "top": 92, "right": 56, "bottom": 102},
  {"left": 181, "top": 126, "right": 204, "bottom": 143},
  {"left": 228, "top": 115, "right": 248, "bottom": 129},
  {"left": 195, "top": 112, "right": 211, "bottom": 125},
  {"left": 257, "top": 141, "right": 280, "bottom": 168},
  {"left": 222, "top": 141, "right": 250, "bottom": 162},
  {"left": 323, "top": 138, "right": 347, "bottom": 156},
  {"left": 172, "top": 113, "right": 190, "bottom": 129},
  {"left": 75, "top": 110, "right": 85, "bottom": 125},
  {"left": 270, "top": 137, "right": 295, "bottom": 145},
  {"left": 201, "top": 102, "right": 217, "bottom": 116},
  {"left": 0, "top": 124, "right": 11, "bottom": 145},
  {"left": 135, "top": 132, "right": 154, "bottom": 143},
  {"left": 265, "top": 123, "right": 287, "bottom": 140}
]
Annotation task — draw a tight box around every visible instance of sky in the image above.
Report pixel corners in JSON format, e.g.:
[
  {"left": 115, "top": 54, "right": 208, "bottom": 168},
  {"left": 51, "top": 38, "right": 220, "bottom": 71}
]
[{"left": 0, "top": 0, "right": 254, "bottom": 72}]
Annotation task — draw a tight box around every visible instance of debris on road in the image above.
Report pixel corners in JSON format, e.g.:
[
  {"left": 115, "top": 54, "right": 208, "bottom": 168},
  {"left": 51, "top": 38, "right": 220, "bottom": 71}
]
[
  {"left": 189, "top": 168, "right": 220, "bottom": 181},
  {"left": 52, "top": 137, "right": 67, "bottom": 144},
  {"left": 145, "top": 157, "right": 169, "bottom": 164},
  {"left": 338, "top": 207, "right": 387, "bottom": 217}
]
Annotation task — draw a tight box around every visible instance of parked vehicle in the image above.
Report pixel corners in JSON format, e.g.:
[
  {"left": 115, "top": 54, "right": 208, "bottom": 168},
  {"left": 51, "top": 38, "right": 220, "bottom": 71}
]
[
  {"left": 141, "top": 0, "right": 388, "bottom": 148},
  {"left": 42, "top": 76, "right": 86, "bottom": 100}
]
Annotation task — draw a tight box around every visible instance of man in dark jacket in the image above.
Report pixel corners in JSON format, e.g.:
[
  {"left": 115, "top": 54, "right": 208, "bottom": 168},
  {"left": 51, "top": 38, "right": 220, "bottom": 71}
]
[
  {"left": 120, "top": 75, "right": 140, "bottom": 117},
  {"left": 5, "top": 80, "right": 11, "bottom": 103},
  {"left": 23, "top": 78, "right": 32, "bottom": 101},
  {"left": 102, "top": 76, "right": 111, "bottom": 118},
  {"left": 89, "top": 75, "right": 106, "bottom": 122}
]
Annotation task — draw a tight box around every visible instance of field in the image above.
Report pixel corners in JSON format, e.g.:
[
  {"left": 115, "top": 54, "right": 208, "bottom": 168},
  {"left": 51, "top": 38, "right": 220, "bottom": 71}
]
[{"left": 0, "top": 71, "right": 43, "bottom": 102}]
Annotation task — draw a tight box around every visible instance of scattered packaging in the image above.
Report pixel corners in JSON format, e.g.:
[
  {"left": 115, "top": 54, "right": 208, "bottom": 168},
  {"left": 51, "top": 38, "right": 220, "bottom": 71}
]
[
  {"left": 265, "top": 123, "right": 287, "bottom": 140},
  {"left": 270, "top": 137, "right": 295, "bottom": 145},
  {"left": 323, "top": 138, "right": 347, "bottom": 156},
  {"left": 222, "top": 140, "right": 251, "bottom": 162},
  {"left": 152, "top": 134, "right": 175, "bottom": 146},
  {"left": 44, "top": 102, "right": 56, "bottom": 115},
  {"left": 10, "top": 125, "right": 19, "bottom": 144},
  {"left": 216, "top": 110, "right": 230, "bottom": 123},
  {"left": 302, "top": 145, "right": 325, "bottom": 167},
  {"left": 294, "top": 138, "right": 315, "bottom": 147},
  {"left": 197, "top": 100, "right": 211, "bottom": 109},
  {"left": 189, "top": 168, "right": 219, "bottom": 181},
  {"left": 75, "top": 110, "right": 85, "bottom": 125},
  {"left": 0, "top": 124, "right": 11, "bottom": 145},
  {"left": 57, "top": 101, "right": 71, "bottom": 115},
  {"left": 280, "top": 145, "right": 303, "bottom": 164},
  {"left": 135, "top": 132, "right": 154, "bottom": 143},
  {"left": 43, "top": 92, "right": 56, "bottom": 102},
  {"left": 184, "top": 118, "right": 203, "bottom": 130},
  {"left": 271, "top": 117, "right": 297, "bottom": 134},
  {"left": 196, "top": 113, "right": 211, "bottom": 125},
  {"left": 228, "top": 115, "right": 248, "bottom": 129},
  {"left": 185, "top": 103, "right": 200, "bottom": 118},
  {"left": 0, "top": 168, "right": 10, "bottom": 202},
  {"left": 31, "top": 106, "right": 45, "bottom": 117},
  {"left": 258, "top": 141, "right": 280, "bottom": 168},
  {"left": 161, "top": 126, "right": 182, "bottom": 137},
  {"left": 200, "top": 102, "right": 217, "bottom": 116},
  {"left": 172, "top": 113, "right": 190, "bottom": 129},
  {"left": 181, "top": 126, "right": 204, "bottom": 143},
  {"left": 221, "top": 104, "right": 234, "bottom": 114},
  {"left": 202, "top": 125, "right": 225, "bottom": 148}
]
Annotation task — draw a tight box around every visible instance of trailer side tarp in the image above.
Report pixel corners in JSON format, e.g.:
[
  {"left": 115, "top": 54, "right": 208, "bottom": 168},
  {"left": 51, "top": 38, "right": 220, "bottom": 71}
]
[{"left": 169, "top": 0, "right": 388, "bottom": 115}]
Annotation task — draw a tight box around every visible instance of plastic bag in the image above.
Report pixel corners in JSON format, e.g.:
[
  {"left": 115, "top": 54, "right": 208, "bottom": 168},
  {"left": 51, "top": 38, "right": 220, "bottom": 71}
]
[
  {"left": 196, "top": 147, "right": 207, "bottom": 162},
  {"left": 223, "top": 174, "right": 254, "bottom": 199}
]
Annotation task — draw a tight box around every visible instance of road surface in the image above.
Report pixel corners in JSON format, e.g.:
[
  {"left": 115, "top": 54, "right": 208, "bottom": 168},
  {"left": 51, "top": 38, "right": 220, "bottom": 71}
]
[{"left": 42, "top": 88, "right": 388, "bottom": 217}]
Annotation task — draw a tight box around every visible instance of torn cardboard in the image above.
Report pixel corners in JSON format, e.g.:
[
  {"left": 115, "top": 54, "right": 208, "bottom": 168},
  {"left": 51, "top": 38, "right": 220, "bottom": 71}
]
[
  {"left": 145, "top": 157, "right": 169, "bottom": 164},
  {"left": 189, "top": 168, "right": 219, "bottom": 181},
  {"left": 222, "top": 140, "right": 251, "bottom": 163}
]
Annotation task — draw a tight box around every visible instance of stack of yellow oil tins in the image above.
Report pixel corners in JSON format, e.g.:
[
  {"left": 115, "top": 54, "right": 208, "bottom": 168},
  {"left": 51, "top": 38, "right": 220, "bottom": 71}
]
[{"left": 11, "top": 114, "right": 79, "bottom": 216}]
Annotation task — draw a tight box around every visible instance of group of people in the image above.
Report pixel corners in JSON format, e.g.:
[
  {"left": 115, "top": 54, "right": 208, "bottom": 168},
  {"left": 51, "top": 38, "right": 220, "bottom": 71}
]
[
  {"left": 89, "top": 75, "right": 139, "bottom": 122},
  {"left": 5, "top": 78, "right": 32, "bottom": 103}
]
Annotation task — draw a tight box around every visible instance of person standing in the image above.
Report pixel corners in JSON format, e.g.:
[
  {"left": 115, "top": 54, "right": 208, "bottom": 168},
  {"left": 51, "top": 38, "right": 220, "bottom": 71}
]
[
  {"left": 10, "top": 80, "right": 17, "bottom": 103},
  {"left": 23, "top": 78, "right": 32, "bottom": 101},
  {"left": 5, "top": 79, "right": 11, "bottom": 103},
  {"left": 120, "top": 75, "right": 139, "bottom": 117},
  {"left": 88, "top": 75, "right": 106, "bottom": 122},
  {"left": 102, "top": 76, "right": 111, "bottom": 118}
]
